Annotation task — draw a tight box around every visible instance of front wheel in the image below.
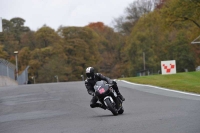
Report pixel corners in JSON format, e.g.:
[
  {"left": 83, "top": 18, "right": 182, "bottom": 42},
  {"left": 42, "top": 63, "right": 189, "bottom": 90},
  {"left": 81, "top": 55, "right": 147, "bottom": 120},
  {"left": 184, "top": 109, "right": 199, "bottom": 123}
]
[
  {"left": 118, "top": 106, "right": 124, "bottom": 114},
  {"left": 104, "top": 98, "right": 118, "bottom": 116}
]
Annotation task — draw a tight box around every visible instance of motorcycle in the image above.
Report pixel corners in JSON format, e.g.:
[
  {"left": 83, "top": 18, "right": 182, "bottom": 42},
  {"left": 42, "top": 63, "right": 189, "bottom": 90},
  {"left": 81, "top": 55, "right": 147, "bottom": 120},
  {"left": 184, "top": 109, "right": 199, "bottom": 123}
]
[{"left": 94, "top": 80, "right": 124, "bottom": 116}]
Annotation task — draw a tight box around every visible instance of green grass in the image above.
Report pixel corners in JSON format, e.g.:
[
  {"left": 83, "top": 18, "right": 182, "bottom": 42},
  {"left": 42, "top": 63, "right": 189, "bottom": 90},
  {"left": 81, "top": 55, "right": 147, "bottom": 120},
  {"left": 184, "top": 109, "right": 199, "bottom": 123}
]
[{"left": 119, "top": 71, "right": 200, "bottom": 94}]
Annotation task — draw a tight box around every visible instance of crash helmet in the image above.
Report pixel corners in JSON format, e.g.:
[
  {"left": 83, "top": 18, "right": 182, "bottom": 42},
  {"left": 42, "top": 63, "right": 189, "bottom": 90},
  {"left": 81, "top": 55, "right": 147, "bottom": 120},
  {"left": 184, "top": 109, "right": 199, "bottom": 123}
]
[{"left": 86, "top": 67, "right": 95, "bottom": 79}]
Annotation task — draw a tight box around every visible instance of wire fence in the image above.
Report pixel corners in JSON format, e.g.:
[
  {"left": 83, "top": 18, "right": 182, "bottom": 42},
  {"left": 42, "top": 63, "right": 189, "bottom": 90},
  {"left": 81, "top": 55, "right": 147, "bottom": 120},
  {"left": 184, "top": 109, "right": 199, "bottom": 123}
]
[
  {"left": 0, "top": 58, "right": 29, "bottom": 85},
  {"left": 0, "top": 58, "right": 15, "bottom": 80},
  {"left": 18, "top": 66, "right": 29, "bottom": 85}
]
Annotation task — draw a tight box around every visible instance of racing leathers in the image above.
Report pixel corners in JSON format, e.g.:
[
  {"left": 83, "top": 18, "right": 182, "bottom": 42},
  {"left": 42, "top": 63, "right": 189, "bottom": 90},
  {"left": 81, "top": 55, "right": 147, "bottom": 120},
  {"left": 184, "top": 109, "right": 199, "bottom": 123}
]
[{"left": 85, "top": 73, "right": 124, "bottom": 109}]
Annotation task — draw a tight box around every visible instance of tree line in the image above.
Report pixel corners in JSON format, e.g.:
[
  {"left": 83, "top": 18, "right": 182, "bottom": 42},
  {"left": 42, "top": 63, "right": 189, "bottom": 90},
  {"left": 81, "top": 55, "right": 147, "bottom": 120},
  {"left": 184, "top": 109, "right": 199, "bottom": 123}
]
[{"left": 0, "top": 0, "right": 199, "bottom": 83}]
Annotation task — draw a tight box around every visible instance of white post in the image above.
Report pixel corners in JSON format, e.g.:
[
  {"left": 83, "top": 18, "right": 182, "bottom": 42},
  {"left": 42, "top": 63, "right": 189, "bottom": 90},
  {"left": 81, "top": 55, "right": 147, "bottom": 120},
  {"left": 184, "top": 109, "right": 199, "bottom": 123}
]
[
  {"left": 55, "top": 75, "right": 59, "bottom": 82},
  {"left": 0, "top": 17, "right": 2, "bottom": 32},
  {"left": 81, "top": 75, "right": 84, "bottom": 81},
  {"left": 32, "top": 76, "right": 35, "bottom": 84}
]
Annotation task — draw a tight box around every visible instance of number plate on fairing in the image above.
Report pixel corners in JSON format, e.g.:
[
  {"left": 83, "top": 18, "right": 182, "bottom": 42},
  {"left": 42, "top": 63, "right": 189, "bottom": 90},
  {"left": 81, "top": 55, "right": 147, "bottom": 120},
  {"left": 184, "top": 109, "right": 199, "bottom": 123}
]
[{"left": 99, "top": 88, "right": 105, "bottom": 94}]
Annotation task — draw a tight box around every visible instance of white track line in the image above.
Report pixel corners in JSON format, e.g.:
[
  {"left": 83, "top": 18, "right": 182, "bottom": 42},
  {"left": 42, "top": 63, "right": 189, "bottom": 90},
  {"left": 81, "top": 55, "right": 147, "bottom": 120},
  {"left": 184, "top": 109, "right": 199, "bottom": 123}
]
[{"left": 119, "top": 80, "right": 200, "bottom": 97}]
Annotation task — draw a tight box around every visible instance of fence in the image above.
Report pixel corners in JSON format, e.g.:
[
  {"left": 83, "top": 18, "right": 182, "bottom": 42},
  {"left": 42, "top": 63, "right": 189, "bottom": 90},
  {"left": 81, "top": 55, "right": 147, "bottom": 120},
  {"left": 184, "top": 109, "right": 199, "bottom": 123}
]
[
  {"left": 0, "top": 58, "right": 15, "bottom": 80},
  {"left": 0, "top": 58, "right": 29, "bottom": 85},
  {"left": 17, "top": 66, "right": 29, "bottom": 85}
]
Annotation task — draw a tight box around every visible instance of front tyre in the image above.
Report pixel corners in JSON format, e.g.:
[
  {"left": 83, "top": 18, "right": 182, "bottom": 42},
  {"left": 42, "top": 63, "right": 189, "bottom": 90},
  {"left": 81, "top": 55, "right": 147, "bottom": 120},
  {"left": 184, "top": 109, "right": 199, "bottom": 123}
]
[{"left": 105, "top": 98, "right": 118, "bottom": 116}]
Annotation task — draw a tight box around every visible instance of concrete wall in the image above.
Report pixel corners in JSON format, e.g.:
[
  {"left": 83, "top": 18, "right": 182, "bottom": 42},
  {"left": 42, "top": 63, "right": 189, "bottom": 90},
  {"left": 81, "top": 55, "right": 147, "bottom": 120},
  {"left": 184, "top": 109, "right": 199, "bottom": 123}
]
[{"left": 0, "top": 76, "right": 18, "bottom": 87}]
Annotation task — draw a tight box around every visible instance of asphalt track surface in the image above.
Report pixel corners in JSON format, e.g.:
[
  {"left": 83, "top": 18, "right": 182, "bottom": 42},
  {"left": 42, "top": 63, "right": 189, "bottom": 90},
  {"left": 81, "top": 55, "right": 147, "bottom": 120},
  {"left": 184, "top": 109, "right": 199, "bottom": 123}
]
[{"left": 0, "top": 80, "right": 200, "bottom": 133}]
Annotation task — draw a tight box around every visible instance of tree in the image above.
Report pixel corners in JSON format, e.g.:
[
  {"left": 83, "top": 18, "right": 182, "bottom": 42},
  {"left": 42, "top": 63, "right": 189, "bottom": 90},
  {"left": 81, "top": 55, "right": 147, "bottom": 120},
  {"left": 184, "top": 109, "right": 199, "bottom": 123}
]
[
  {"left": 124, "top": 0, "right": 198, "bottom": 76},
  {"left": 28, "top": 46, "right": 62, "bottom": 82},
  {"left": 113, "top": 0, "right": 158, "bottom": 35},
  {"left": 2, "top": 19, "right": 12, "bottom": 32},
  {"left": 165, "top": 31, "right": 195, "bottom": 71},
  {"left": 0, "top": 17, "right": 31, "bottom": 55},
  {"left": 10, "top": 17, "right": 30, "bottom": 44},
  {"left": 87, "top": 22, "right": 105, "bottom": 31},
  {"left": 58, "top": 26, "right": 101, "bottom": 80},
  {"left": 87, "top": 22, "right": 126, "bottom": 78},
  {"left": 125, "top": 10, "right": 166, "bottom": 76},
  {"left": 162, "top": 0, "right": 200, "bottom": 28},
  {"left": 0, "top": 45, "right": 8, "bottom": 58},
  {"left": 37, "top": 56, "right": 67, "bottom": 83},
  {"left": 155, "top": 0, "right": 168, "bottom": 9},
  {"left": 18, "top": 47, "right": 30, "bottom": 71},
  {"left": 10, "top": 17, "right": 30, "bottom": 31},
  {"left": 20, "top": 31, "right": 36, "bottom": 50},
  {"left": 35, "top": 26, "right": 60, "bottom": 48}
]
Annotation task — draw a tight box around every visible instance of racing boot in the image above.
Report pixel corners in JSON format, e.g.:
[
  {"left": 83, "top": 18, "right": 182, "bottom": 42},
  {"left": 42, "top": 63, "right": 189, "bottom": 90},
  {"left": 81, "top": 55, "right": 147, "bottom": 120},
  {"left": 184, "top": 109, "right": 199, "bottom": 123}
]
[
  {"left": 99, "top": 104, "right": 107, "bottom": 110},
  {"left": 117, "top": 92, "right": 125, "bottom": 101},
  {"left": 112, "top": 82, "right": 125, "bottom": 101}
]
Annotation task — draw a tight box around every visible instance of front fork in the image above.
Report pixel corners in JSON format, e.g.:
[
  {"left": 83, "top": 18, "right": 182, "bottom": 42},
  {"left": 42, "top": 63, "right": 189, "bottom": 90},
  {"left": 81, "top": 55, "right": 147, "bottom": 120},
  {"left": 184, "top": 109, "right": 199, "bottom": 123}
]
[
  {"left": 110, "top": 87, "right": 122, "bottom": 110},
  {"left": 103, "top": 95, "right": 122, "bottom": 110}
]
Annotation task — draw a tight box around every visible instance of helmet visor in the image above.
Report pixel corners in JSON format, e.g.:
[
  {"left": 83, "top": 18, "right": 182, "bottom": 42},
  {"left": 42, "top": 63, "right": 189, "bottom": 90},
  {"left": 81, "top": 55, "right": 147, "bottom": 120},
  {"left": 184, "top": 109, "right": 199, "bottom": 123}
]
[{"left": 86, "top": 73, "right": 94, "bottom": 78}]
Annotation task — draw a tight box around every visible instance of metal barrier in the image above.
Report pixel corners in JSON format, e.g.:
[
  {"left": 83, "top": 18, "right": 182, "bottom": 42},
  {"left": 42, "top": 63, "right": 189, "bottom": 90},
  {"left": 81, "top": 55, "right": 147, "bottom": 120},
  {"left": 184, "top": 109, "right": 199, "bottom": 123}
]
[
  {"left": 17, "top": 66, "right": 29, "bottom": 85},
  {"left": 0, "top": 58, "right": 29, "bottom": 85},
  {"left": 0, "top": 58, "right": 15, "bottom": 80}
]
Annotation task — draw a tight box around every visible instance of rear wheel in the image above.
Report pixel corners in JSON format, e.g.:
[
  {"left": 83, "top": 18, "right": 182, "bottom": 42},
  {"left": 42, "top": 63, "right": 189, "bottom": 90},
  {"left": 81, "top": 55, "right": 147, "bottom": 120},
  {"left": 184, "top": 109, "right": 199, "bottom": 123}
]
[{"left": 105, "top": 98, "right": 118, "bottom": 116}]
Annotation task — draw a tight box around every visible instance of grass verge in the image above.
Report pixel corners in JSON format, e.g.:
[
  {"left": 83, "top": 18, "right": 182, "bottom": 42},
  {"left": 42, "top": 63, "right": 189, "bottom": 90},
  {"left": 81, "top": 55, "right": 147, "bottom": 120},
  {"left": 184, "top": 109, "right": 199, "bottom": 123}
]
[{"left": 119, "top": 71, "right": 200, "bottom": 94}]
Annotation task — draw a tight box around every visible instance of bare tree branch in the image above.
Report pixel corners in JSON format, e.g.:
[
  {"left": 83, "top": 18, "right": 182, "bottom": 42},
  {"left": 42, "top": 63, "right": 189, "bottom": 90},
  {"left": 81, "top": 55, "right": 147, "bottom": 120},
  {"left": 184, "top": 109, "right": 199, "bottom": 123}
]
[{"left": 169, "top": 17, "right": 200, "bottom": 29}]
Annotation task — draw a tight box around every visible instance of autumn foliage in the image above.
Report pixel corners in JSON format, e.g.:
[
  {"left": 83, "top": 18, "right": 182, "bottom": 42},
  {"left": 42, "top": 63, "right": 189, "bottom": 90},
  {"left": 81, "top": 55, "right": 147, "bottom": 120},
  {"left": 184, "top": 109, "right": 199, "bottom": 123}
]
[
  {"left": 87, "top": 22, "right": 105, "bottom": 31},
  {"left": 0, "top": 0, "right": 200, "bottom": 83}
]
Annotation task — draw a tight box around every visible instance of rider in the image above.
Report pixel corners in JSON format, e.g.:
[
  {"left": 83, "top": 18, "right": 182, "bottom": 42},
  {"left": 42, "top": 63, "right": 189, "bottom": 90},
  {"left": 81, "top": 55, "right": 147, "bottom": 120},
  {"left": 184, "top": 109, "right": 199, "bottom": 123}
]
[{"left": 84, "top": 67, "right": 125, "bottom": 110}]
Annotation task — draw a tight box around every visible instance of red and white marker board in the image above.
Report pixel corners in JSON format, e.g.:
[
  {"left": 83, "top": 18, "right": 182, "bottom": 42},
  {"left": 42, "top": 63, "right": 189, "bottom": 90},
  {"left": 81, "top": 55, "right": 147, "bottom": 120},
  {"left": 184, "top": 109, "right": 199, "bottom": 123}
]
[{"left": 161, "top": 60, "right": 176, "bottom": 75}]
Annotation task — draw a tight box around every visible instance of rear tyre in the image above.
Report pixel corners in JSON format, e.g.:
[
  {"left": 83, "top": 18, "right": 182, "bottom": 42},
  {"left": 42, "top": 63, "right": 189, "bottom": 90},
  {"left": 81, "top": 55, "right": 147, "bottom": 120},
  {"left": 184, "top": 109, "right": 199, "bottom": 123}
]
[{"left": 105, "top": 98, "right": 118, "bottom": 116}]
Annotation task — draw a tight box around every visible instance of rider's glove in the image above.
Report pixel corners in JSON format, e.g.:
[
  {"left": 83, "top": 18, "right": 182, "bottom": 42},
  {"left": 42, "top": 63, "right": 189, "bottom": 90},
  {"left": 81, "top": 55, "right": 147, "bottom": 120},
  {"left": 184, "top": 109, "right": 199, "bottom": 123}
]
[
  {"left": 108, "top": 80, "right": 114, "bottom": 86},
  {"left": 108, "top": 80, "right": 113, "bottom": 84}
]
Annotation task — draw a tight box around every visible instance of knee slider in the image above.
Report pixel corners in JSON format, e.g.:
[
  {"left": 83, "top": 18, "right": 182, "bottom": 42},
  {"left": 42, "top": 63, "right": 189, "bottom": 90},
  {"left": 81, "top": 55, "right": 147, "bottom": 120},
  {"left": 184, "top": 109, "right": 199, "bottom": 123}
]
[{"left": 90, "top": 103, "right": 96, "bottom": 108}]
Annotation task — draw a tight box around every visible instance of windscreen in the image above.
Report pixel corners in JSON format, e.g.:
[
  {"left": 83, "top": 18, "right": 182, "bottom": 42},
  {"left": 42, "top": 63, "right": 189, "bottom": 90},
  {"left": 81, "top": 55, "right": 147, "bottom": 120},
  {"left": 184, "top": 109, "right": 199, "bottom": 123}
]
[{"left": 94, "top": 81, "right": 106, "bottom": 90}]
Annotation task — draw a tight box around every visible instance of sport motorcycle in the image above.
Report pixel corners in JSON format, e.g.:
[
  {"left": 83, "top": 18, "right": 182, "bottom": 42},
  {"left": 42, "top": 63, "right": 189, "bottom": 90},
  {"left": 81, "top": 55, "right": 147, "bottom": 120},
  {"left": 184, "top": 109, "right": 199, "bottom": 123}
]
[{"left": 94, "top": 80, "right": 124, "bottom": 116}]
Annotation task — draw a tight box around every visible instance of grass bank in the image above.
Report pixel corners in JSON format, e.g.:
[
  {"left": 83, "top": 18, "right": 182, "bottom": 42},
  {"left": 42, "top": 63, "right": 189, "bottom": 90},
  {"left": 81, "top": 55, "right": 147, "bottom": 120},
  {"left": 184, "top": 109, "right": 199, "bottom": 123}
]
[{"left": 120, "top": 71, "right": 200, "bottom": 94}]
